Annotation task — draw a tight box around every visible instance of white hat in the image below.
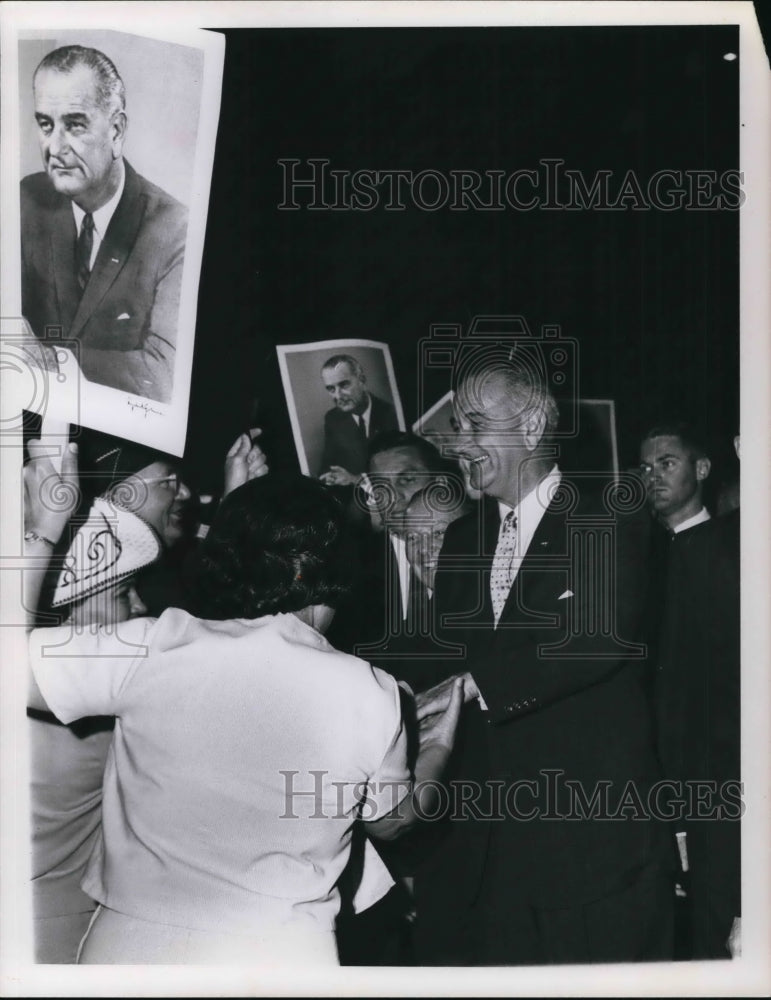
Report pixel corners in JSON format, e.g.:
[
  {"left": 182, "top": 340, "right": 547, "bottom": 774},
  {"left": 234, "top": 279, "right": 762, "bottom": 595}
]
[{"left": 51, "top": 498, "right": 162, "bottom": 608}]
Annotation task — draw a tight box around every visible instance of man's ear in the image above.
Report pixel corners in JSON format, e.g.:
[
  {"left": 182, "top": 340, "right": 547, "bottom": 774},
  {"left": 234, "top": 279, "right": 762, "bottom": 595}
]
[
  {"left": 523, "top": 406, "right": 547, "bottom": 452},
  {"left": 111, "top": 110, "right": 127, "bottom": 158},
  {"left": 695, "top": 457, "right": 711, "bottom": 481}
]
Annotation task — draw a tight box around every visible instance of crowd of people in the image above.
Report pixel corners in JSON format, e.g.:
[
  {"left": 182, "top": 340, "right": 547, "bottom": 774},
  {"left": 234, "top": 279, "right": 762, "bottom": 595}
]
[
  {"left": 18, "top": 37, "right": 741, "bottom": 973},
  {"left": 23, "top": 344, "right": 741, "bottom": 967}
]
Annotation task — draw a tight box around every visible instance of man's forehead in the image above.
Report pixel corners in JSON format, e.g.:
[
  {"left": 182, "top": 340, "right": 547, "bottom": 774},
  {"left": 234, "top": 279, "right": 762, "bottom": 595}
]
[
  {"left": 34, "top": 65, "right": 100, "bottom": 108},
  {"left": 455, "top": 377, "right": 524, "bottom": 424},
  {"left": 640, "top": 435, "right": 688, "bottom": 459},
  {"left": 370, "top": 446, "right": 430, "bottom": 475},
  {"left": 323, "top": 362, "right": 356, "bottom": 380}
]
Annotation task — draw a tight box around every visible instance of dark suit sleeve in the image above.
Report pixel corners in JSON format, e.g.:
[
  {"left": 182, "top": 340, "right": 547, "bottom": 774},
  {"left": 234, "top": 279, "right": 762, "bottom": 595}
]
[
  {"left": 472, "top": 512, "right": 651, "bottom": 725},
  {"left": 76, "top": 206, "right": 186, "bottom": 403}
]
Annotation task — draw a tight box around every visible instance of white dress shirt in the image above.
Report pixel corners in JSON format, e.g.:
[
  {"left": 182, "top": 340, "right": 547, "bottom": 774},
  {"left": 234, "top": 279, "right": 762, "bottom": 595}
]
[
  {"left": 390, "top": 531, "right": 411, "bottom": 620},
  {"left": 71, "top": 161, "right": 126, "bottom": 270},
  {"left": 672, "top": 506, "right": 711, "bottom": 534},
  {"left": 355, "top": 394, "right": 373, "bottom": 438}
]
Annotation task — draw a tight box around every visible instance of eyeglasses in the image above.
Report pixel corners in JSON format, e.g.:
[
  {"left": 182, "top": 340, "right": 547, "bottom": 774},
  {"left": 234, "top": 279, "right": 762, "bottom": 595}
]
[{"left": 139, "top": 473, "right": 183, "bottom": 497}]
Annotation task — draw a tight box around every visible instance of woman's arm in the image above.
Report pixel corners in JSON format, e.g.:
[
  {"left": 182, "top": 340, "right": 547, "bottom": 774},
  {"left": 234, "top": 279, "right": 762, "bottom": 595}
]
[
  {"left": 364, "top": 677, "right": 464, "bottom": 841},
  {"left": 24, "top": 440, "right": 79, "bottom": 710},
  {"left": 23, "top": 439, "right": 79, "bottom": 628}
]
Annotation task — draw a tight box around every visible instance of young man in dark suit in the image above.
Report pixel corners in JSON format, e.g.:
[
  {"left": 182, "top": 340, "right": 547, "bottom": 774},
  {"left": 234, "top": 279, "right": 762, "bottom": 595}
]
[
  {"left": 643, "top": 430, "right": 741, "bottom": 959},
  {"left": 415, "top": 355, "right": 673, "bottom": 965},
  {"left": 21, "top": 45, "right": 187, "bottom": 404}
]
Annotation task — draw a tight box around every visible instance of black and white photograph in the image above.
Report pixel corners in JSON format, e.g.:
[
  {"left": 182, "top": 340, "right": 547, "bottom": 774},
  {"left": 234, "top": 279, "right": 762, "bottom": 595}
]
[
  {"left": 414, "top": 391, "right": 619, "bottom": 480},
  {"left": 277, "top": 339, "right": 406, "bottom": 481},
  {"left": 1, "top": 1, "right": 769, "bottom": 997},
  {"left": 3, "top": 23, "right": 225, "bottom": 455}
]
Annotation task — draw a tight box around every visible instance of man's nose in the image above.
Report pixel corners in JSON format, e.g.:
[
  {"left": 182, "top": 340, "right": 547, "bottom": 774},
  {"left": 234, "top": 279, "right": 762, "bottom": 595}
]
[
  {"left": 47, "top": 123, "right": 69, "bottom": 159},
  {"left": 177, "top": 479, "right": 192, "bottom": 501},
  {"left": 128, "top": 586, "right": 148, "bottom": 618}
]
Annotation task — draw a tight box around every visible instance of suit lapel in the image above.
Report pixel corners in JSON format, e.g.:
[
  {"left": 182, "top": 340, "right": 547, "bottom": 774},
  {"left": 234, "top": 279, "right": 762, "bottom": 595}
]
[
  {"left": 496, "top": 488, "right": 569, "bottom": 632},
  {"left": 69, "top": 162, "right": 145, "bottom": 339},
  {"left": 49, "top": 199, "right": 80, "bottom": 333},
  {"left": 472, "top": 497, "right": 503, "bottom": 633}
]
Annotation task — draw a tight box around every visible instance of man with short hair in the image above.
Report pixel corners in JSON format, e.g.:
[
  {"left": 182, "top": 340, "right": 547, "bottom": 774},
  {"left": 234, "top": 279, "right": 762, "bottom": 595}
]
[
  {"left": 415, "top": 355, "right": 672, "bottom": 965},
  {"left": 318, "top": 355, "right": 398, "bottom": 486},
  {"left": 400, "top": 486, "right": 472, "bottom": 595},
  {"left": 330, "top": 432, "right": 469, "bottom": 964},
  {"left": 639, "top": 424, "right": 711, "bottom": 534},
  {"left": 640, "top": 427, "right": 740, "bottom": 958},
  {"left": 327, "top": 431, "right": 461, "bottom": 685},
  {"left": 21, "top": 45, "right": 188, "bottom": 403}
]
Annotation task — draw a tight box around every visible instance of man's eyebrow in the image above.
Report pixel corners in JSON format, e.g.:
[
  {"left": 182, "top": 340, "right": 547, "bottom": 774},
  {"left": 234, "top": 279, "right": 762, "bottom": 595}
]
[
  {"left": 62, "top": 112, "right": 90, "bottom": 125},
  {"left": 34, "top": 112, "right": 52, "bottom": 121}
]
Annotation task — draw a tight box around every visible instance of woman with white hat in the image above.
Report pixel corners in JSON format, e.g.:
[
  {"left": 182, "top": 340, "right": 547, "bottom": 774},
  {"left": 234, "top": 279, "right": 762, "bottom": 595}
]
[
  {"left": 25, "top": 450, "right": 463, "bottom": 966},
  {"left": 24, "top": 439, "right": 163, "bottom": 963}
]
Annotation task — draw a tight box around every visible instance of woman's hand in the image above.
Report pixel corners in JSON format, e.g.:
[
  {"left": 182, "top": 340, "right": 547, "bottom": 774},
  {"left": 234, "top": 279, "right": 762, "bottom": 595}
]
[
  {"left": 24, "top": 439, "right": 79, "bottom": 546},
  {"left": 416, "top": 672, "right": 480, "bottom": 720},
  {"left": 24, "top": 439, "right": 79, "bottom": 630},
  {"left": 223, "top": 429, "right": 268, "bottom": 497},
  {"left": 417, "top": 676, "right": 465, "bottom": 755}
]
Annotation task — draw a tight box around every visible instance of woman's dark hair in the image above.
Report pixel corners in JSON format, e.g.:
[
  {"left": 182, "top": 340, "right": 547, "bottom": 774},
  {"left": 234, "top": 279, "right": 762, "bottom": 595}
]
[{"left": 185, "top": 475, "right": 353, "bottom": 620}]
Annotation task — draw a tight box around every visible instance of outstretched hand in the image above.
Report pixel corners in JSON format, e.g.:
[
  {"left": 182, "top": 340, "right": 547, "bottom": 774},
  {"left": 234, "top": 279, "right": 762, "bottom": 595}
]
[
  {"left": 417, "top": 676, "right": 465, "bottom": 754},
  {"left": 319, "top": 465, "right": 360, "bottom": 487},
  {"left": 223, "top": 428, "right": 269, "bottom": 497},
  {"left": 24, "top": 439, "right": 80, "bottom": 545},
  {"left": 416, "top": 672, "right": 480, "bottom": 721}
]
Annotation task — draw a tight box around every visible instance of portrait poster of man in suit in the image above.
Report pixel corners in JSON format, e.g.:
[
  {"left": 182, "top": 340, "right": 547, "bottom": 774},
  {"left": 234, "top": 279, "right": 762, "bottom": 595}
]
[
  {"left": 277, "top": 340, "right": 406, "bottom": 482},
  {"left": 8, "top": 26, "right": 224, "bottom": 455},
  {"left": 0, "top": 1, "right": 768, "bottom": 997}
]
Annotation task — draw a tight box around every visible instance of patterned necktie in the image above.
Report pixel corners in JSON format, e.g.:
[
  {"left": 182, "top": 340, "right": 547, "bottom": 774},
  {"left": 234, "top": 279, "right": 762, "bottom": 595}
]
[
  {"left": 490, "top": 511, "right": 518, "bottom": 625},
  {"left": 76, "top": 212, "right": 95, "bottom": 292},
  {"left": 356, "top": 414, "right": 368, "bottom": 448}
]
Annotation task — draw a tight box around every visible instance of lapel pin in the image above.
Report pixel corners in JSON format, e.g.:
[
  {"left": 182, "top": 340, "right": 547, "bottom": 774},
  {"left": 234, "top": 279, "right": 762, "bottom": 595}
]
[{"left": 110, "top": 257, "right": 120, "bottom": 264}]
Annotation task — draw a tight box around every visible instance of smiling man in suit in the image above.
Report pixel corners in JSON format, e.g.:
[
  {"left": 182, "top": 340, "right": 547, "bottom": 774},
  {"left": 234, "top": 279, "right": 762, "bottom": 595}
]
[
  {"left": 414, "top": 353, "right": 673, "bottom": 965},
  {"left": 21, "top": 45, "right": 187, "bottom": 404}
]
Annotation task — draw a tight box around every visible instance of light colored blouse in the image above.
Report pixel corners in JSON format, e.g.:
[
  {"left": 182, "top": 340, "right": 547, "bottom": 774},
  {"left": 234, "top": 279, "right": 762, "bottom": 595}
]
[{"left": 30, "top": 609, "right": 409, "bottom": 939}]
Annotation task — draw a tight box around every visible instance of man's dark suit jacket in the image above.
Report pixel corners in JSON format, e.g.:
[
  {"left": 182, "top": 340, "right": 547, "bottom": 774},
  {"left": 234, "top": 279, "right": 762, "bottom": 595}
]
[
  {"left": 654, "top": 512, "right": 740, "bottom": 957},
  {"left": 326, "top": 523, "right": 470, "bottom": 884},
  {"left": 320, "top": 394, "right": 398, "bottom": 476},
  {"left": 21, "top": 160, "right": 187, "bottom": 404},
  {"left": 328, "top": 525, "right": 463, "bottom": 695},
  {"left": 415, "top": 483, "right": 671, "bottom": 963}
]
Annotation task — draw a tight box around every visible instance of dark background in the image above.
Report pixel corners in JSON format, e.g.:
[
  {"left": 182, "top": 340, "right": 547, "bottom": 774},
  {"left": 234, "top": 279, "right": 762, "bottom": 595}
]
[{"left": 185, "top": 25, "right": 740, "bottom": 492}]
